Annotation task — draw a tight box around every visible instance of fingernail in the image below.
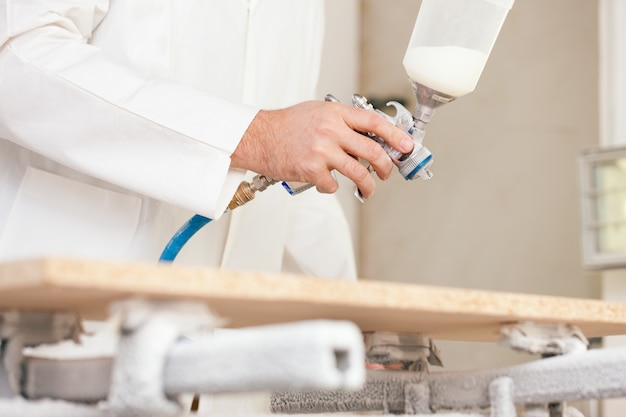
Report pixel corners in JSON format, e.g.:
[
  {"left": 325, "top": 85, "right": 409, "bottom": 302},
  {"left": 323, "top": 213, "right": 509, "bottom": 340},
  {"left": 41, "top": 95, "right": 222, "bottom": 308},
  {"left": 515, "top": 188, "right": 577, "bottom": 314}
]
[{"left": 400, "top": 136, "right": 414, "bottom": 153}]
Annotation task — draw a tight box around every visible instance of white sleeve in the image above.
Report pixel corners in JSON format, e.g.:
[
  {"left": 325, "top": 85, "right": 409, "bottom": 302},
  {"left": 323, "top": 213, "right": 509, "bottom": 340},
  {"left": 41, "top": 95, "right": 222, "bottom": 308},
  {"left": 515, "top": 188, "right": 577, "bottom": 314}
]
[{"left": 0, "top": 0, "right": 258, "bottom": 219}]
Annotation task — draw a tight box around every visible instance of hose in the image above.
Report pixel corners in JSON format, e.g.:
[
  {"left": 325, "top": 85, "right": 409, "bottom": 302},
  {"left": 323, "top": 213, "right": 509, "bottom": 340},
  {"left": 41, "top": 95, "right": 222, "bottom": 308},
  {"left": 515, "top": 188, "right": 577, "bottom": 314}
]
[
  {"left": 158, "top": 175, "right": 277, "bottom": 263},
  {"left": 158, "top": 214, "right": 212, "bottom": 262}
]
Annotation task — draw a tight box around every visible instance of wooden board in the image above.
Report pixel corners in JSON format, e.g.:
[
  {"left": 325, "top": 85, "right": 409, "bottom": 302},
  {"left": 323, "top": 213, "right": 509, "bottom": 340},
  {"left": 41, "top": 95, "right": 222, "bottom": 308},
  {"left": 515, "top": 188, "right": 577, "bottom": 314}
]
[{"left": 0, "top": 257, "right": 625, "bottom": 342}]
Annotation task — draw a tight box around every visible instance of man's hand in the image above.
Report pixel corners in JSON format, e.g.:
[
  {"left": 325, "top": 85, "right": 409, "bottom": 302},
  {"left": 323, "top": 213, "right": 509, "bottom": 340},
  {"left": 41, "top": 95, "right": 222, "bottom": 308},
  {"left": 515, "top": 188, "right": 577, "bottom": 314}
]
[{"left": 231, "top": 100, "right": 414, "bottom": 199}]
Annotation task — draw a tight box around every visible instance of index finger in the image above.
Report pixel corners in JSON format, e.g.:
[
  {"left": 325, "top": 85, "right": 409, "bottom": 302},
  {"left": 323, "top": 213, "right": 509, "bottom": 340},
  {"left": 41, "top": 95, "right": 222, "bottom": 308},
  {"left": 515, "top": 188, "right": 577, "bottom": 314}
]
[{"left": 344, "top": 107, "right": 414, "bottom": 155}]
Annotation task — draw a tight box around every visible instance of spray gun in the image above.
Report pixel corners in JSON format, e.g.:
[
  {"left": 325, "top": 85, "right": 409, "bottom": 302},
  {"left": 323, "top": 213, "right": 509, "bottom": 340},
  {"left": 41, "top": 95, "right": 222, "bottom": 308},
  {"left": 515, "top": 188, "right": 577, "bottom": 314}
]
[{"left": 226, "top": 92, "right": 435, "bottom": 209}]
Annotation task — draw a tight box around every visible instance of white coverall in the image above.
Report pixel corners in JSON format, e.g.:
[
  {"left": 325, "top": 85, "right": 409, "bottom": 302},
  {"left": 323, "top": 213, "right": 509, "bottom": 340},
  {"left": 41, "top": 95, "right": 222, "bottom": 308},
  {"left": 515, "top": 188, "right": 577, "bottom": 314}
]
[{"left": 0, "top": 0, "right": 357, "bottom": 279}]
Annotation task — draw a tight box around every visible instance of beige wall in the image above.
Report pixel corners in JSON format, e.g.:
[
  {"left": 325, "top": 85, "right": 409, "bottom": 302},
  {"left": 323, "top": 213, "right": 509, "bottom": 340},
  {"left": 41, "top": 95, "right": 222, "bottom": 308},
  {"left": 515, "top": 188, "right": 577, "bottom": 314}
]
[{"left": 358, "top": 0, "right": 601, "bottom": 302}]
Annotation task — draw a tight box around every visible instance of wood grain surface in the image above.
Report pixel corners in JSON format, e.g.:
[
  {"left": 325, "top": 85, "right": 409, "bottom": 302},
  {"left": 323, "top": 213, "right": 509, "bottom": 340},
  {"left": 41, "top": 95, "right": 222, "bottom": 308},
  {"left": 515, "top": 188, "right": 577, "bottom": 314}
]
[{"left": 1, "top": 257, "right": 625, "bottom": 342}]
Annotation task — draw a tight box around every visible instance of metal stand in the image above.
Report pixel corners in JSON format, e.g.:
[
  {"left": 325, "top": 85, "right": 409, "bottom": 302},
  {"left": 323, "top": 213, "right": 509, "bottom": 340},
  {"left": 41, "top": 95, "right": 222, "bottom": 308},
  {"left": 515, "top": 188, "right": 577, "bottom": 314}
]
[
  {"left": 0, "top": 303, "right": 624, "bottom": 416},
  {"left": 0, "top": 299, "right": 366, "bottom": 416},
  {"left": 271, "top": 323, "right": 626, "bottom": 417}
]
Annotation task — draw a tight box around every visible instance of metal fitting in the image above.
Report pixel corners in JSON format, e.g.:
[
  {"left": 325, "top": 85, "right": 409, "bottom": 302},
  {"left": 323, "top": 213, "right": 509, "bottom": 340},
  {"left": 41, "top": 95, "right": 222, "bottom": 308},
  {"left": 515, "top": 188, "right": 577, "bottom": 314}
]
[{"left": 227, "top": 175, "right": 277, "bottom": 211}]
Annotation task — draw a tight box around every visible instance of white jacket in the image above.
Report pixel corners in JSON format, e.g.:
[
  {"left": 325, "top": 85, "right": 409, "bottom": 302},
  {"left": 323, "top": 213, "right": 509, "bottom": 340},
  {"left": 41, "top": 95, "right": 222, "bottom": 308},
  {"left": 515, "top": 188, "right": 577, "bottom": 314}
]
[{"left": 0, "top": 0, "right": 356, "bottom": 279}]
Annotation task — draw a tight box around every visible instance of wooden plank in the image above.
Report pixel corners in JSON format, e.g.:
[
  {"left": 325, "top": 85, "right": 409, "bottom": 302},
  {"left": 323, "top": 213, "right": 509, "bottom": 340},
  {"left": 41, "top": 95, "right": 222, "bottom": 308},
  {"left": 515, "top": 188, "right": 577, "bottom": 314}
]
[{"left": 0, "top": 257, "right": 625, "bottom": 342}]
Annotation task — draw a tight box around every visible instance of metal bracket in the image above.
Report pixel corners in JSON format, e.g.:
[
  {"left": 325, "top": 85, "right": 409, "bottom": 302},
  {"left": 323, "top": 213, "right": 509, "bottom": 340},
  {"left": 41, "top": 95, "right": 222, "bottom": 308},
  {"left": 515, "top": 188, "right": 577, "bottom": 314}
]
[
  {"left": 499, "top": 322, "right": 589, "bottom": 356},
  {"left": 363, "top": 331, "right": 443, "bottom": 371},
  {"left": 499, "top": 322, "right": 590, "bottom": 417},
  {"left": 0, "top": 299, "right": 366, "bottom": 417},
  {"left": 0, "top": 311, "right": 81, "bottom": 397}
]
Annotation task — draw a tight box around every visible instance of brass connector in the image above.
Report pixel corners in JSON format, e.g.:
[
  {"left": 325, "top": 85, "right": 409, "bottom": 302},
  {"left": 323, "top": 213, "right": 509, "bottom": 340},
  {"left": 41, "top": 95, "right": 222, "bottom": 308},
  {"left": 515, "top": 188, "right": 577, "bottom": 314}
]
[
  {"left": 227, "top": 175, "right": 278, "bottom": 211},
  {"left": 228, "top": 181, "right": 256, "bottom": 211}
]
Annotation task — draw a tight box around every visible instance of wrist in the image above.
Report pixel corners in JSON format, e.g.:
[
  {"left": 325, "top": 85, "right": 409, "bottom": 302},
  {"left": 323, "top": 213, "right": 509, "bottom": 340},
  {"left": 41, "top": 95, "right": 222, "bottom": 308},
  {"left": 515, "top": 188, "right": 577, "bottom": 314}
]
[{"left": 231, "top": 110, "right": 273, "bottom": 171}]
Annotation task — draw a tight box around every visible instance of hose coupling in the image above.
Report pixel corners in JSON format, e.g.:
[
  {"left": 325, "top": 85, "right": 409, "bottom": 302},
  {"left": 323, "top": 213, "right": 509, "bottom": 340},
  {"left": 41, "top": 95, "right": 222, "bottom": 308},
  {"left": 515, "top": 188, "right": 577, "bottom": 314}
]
[{"left": 227, "top": 175, "right": 277, "bottom": 211}]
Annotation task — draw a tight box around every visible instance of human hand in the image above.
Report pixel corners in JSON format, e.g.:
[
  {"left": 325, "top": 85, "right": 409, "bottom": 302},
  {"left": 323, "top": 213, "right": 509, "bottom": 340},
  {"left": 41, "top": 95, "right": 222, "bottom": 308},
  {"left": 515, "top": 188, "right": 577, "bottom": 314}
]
[{"left": 231, "top": 100, "right": 414, "bottom": 199}]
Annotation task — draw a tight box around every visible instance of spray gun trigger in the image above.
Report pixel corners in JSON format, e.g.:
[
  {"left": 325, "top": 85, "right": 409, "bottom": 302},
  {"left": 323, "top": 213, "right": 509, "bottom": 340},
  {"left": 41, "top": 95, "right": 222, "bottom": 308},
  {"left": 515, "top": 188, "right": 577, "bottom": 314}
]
[
  {"left": 353, "top": 164, "right": 375, "bottom": 203},
  {"left": 354, "top": 188, "right": 365, "bottom": 204}
]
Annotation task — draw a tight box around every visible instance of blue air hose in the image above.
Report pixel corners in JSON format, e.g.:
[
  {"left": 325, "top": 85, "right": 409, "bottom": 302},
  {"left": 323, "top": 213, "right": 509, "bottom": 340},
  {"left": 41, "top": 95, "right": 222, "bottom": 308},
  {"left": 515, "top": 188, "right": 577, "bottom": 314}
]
[
  {"left": 157, "top": 175, "right": 277, "bottom": 262},
  {"left": 158, "top": 214, "right": 212, "bottom": 262}
]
